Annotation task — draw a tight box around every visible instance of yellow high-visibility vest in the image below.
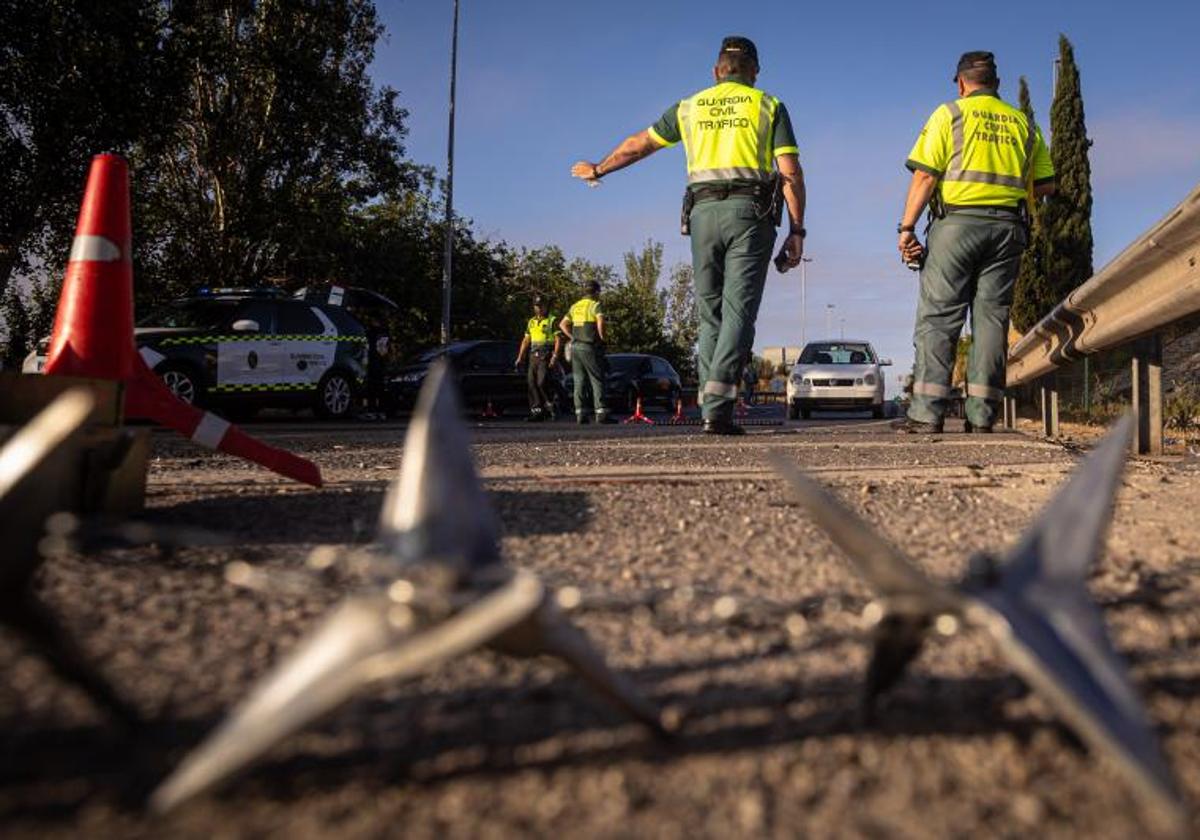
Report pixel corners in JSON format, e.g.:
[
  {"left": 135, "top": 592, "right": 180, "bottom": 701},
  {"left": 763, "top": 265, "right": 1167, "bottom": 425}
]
[
  {"left": 568, "top": 297, "right": 601, "bottom": 343},
  {"left": 526, "top": 315, "right": 555, "bottom": 346},
  {"left": 676, "top": 81, "right": 784, "bottom": 184},
  {"left": 907, "top": 91, "right": 1054, "bottom": 206}
]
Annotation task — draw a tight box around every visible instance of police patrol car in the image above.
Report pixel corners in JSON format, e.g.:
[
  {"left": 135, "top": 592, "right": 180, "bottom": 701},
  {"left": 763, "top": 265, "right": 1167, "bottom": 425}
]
[{"left": 24, "top": 287, "right": 369, "bottom": 419}]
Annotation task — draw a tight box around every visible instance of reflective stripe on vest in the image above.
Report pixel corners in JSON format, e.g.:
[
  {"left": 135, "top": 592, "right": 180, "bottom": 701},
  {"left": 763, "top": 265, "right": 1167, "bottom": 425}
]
[
  {"left": 678, "top": 81, "right": 779, "bottom": 185},
  {"left": 527, "top": 315, "right": 555, "bottom": 345},
  {"left": 939, "top": 97, "right": 1038, "bottom": 203}
]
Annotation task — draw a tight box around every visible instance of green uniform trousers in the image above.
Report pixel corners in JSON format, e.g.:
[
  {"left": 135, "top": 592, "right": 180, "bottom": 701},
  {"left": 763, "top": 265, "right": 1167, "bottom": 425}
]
[
  {"left": 571, "top": 342, "right": 607, "bottom": 417},
  {"left": 689, "top": 196, "right": 776, "bottom": 421},
  {"left": 909, "top": 208, "right": 1025, "bottom": 428}
]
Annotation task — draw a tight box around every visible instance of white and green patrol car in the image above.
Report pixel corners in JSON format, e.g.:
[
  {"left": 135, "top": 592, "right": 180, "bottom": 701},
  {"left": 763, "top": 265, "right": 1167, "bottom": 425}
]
[{"left": 25, "top": 288, "right": 370, "bottom": 419}]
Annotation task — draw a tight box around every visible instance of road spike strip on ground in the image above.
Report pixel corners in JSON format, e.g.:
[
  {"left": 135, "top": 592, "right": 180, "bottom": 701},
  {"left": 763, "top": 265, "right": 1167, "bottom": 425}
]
[
  {"left": 770, "top": 423, "right": 1185, "bottom": 827},
  {"left": 151, "top": 576, "right": 543, "bottom": 814},
  {"left": 152, "top": 364, "right": 663, "bottom": 810},
  {"left": 378, "top": 360, "right": 501, "bottom": 570},
  {"left": 41, "top": 153, "right": 321, "bottom": 487},
  {"left": 623, "top": 396, "right": 654, "bottom": 425},
  {"left": 0, "top": 390, "right": 140, "bottom": 727},
  {"left": 974, "top": 415, "right": 1185, "bottom": 828}
]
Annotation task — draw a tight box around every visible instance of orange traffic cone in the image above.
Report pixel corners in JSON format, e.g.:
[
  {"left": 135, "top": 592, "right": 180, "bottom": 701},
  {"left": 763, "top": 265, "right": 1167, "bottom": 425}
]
[
  {"left": 668, "top": 396, "right": 686, "bottom": 425},
  {"left": 480, "top": 398, "right": 500, "bottom": 419},
  {"left": 43, "top": 154, "right": 322, "bottom": 488},
  {"left": 623, "top": 396, "right": 654, "bottom": 425}
]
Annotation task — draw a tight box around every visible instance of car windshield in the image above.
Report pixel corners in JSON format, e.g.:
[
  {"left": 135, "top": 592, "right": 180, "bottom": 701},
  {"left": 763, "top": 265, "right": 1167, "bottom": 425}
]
[
  {"left": 137, "top": 300, "right": 238, "bottom": 329},
  {"left": 607, "top": 356, "right": 645, "bottom": 376},
  {"left": 799, "top": 343, "right": 874, "bottom": 365}
]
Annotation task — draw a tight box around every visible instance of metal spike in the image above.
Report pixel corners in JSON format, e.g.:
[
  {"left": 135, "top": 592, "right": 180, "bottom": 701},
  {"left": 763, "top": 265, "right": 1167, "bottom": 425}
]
[
  {"left": 975, "top": 416, "right": 1184, "bottom": 827},
  {"left": 0, "top": 389, "right": 139, "bottom": 726},
  {"left": 377, "top": 359, "right": 501, "bottom": 572},
  {"left": 153, "top": 366, "right": 664, "bottom": 811}
]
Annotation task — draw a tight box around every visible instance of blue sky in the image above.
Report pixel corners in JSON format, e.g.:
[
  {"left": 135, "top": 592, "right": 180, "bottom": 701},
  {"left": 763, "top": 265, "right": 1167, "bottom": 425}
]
[{"left": 373, "top": 0, "right": 1200, "bottom": 387}]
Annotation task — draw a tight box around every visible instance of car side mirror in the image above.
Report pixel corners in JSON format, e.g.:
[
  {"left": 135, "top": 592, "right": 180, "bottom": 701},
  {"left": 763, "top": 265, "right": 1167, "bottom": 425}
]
[
  {"left": 879, "top": 357, "right": 893, "bottom": 366},
  {"left": 231, "top": 319, "right": 260, "bottom": 333}
]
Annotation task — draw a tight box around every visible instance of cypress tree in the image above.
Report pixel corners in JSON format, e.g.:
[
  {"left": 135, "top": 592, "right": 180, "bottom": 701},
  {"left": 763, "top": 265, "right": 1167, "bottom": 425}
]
[
  {"left": 1043, "top": 35, "right": 1094, "bottom": 303},
  {"left": 1011, "top": 76, "right": 1050, "bottom": 333}
]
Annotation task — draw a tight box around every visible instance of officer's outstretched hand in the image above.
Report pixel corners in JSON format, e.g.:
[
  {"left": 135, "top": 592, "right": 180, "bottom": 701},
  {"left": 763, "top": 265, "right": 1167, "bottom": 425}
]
[{"left": 571, "top": 161, "right": 601, "bottom": 183}]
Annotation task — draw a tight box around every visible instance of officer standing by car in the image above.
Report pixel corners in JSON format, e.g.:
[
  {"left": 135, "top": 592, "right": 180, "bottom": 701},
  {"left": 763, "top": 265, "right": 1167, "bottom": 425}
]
[
  {"left": 571, "top": 36, "right": 806, "bottom": 435},
  {"left": 894, "top": 51, "right": 1055, "bottom": 434},
  {"left": 514, "top": 295, "right": 562, "bottom": 421},
  {"left": 559, "top": 280, "right": 613, "bottom": 424}
]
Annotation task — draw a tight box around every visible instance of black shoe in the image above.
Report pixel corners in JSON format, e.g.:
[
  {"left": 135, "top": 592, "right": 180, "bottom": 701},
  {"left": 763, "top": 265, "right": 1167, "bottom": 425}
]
[
  {"left": 891, "top": 417, "right": 943, "bottom": 434},
  {"left": 964, "top": 420, "right": 994, "bottom": 434},
  {"left": 526, "top": 411, "right": 543, "bottom": 422},
  {"left": 576, "top": 414, "right": 590, "bottom": 425},
  {"left": 597, "top": 413, "right": 618, "bottom": 424},
  {"left": 703, "top": 418, "right": 746, "bottom": 436}
]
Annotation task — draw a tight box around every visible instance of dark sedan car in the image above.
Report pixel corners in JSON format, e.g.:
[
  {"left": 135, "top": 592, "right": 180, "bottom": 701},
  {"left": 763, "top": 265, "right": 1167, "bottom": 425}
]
[
  {"left": 563, "top": 353, "right": 682, "bottom": 412},
  {"left": 389, "top": 340, "right": 567, "bottom": 416}
]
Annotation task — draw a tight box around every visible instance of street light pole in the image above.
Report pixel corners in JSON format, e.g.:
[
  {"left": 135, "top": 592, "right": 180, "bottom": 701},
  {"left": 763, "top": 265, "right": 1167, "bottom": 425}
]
[
  {"left": 825, "top": 303, "right": 835, "bottom": 337},
  {"left": 439, "top": 0, "right": 460, "bottom": 346},
  {"left": 800, "top": 256, "right": 813, "bottom": 347}
]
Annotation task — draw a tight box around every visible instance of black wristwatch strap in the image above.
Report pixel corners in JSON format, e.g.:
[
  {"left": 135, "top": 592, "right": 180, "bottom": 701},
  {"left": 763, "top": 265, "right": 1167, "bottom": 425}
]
[
  {"left": 790, "top": 227, "right": 806, "bottom": 237},
  {"left": 897, "top": 223, "right": 916, "bottom": 233}
]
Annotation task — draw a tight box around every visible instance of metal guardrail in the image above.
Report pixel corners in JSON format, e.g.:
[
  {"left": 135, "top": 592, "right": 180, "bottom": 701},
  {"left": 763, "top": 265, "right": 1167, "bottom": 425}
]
[{"left": 1004, "top": 182, "right": 1200, "bottom": 452}]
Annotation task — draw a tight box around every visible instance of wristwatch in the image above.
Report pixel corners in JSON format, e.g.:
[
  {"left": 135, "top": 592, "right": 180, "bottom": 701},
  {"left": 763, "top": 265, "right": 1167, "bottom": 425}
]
[
  {"left": 897, "top": 223, "right": 916, "bottom": 233},
  {"left": 592, "top": 163, "right": 604, "bottom": 179},
  {"left": 790, "top": 227, "right": 806, "bottom": 237}
]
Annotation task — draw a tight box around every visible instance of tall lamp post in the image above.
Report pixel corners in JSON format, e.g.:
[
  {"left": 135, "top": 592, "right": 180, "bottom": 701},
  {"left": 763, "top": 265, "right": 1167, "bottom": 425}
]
[
  {"left": 825, "top": 303, "right": 835, "bottom": 337},
  {"left": 439, "top": 0, "right": 461, "bottom": 345},
  {"left": 799, "top": 256, "right": 813, "bottom": 347}
]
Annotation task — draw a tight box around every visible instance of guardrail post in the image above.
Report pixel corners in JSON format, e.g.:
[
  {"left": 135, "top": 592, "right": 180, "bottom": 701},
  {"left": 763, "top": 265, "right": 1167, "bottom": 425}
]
[
  {"left": 1040, "top": 375, "right": 1060, "bottom": 438},
  {"left": 1132, "top": 334, "right": 1164, "bottom": 455},
  {"left": 1003, "top": 393, "right": 1017, "bottom": 430}
]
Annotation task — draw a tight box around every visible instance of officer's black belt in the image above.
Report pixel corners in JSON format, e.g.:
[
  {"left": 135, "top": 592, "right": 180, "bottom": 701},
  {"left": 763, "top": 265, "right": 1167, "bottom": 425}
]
[
  {"left": 690, "top": 184, "right": 765, "bottom": 203},
  {"left": 942, "top": 203, "right": 1022, "bottom": 217}
]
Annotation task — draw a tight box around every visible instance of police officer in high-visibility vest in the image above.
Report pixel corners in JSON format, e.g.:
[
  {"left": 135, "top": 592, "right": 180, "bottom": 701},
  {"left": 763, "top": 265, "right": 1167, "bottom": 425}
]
[
  {"left": 571, "top": 36, "right": 806, "bottom": 435},
  {"left": 895, "top": 51, "right": 1056, "bottom": 433},
  {"left": 514, "top": 295, "right": 562, "bottom": 421},
  {"left": 559, "top": 281, "right": 613, "bottom": 424}
]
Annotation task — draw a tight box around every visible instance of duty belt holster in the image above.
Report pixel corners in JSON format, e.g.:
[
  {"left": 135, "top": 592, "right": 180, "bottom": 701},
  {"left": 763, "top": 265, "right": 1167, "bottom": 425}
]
[{"left": 680, "top": 188, "right": 695, "bottom": 236}]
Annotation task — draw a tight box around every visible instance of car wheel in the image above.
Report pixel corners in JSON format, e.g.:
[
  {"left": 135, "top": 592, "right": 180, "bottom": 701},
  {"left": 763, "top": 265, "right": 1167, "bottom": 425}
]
[
  {"left": 787, "top": 400, "right": 800, "bottom": 421},
  {"left": 159, "top": 364, "right": 203, "bottom": 406},
  {"left": 872, "top": 405, "right": 884, "bottom": 419},
  {"left": 800, "top": 407, "right": 812, "bottom": 420},
  {"left": 315, "top": 370, "right": 355, "bottom": 419}
]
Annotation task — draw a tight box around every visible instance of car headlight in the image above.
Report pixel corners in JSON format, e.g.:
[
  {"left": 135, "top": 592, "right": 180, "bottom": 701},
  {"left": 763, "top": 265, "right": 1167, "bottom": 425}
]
[{"left": 864, "top": 373, "right": 877, "bottom": 386}]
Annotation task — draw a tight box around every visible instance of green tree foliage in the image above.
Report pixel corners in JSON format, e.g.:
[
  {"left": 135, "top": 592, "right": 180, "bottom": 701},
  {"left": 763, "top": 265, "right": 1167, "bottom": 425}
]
[
  {"left": 0, "top": 0, "right": 170, "bottom": 298},
  {"left": 1043, "top": 35, "right": 1094, "bottom": 302},
  {"left": 1, "top": 279, "right": 59, "bottom": 369},
  {"left": 662, "top": 262, "right": 698, "bottom": 380},
  {"left": 1011, "top": 75, "right": 1052, "bottom": 333},
  {"left": 136, "top": 0, "right": 411, "bottom": 306}
]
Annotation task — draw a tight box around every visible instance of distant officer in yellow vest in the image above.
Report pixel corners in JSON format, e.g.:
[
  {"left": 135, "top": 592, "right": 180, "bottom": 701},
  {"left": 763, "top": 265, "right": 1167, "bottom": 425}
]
[
  {"left": 894, "top": 51, "right": 1056, "bottom": 434},
  {"left": 571, "top": 35, "right": 806, "bottom": 435},
  {"left": 514, "top": 295, "right": 562, "bottom": 421},
  {"left": 559, "top": 280, "right": 613, "bottom": 424}
]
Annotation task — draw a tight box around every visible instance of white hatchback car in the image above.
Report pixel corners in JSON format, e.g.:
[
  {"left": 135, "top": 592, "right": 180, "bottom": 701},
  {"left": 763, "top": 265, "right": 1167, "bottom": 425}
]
[{"left": 786, "top": 339, "right": 892, "bottom": 420}]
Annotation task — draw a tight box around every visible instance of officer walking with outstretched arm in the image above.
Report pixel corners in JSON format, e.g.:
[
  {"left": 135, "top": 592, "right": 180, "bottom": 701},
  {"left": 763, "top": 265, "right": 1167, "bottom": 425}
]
[
  {"left": 514, "top": 295, "right": 562, "bottom": 421},
  {"left": 559, "top": 280, "right": 613, "bottom": 424},
  {"left": 571, "top": 36, "right": 806, "bottom": 435},
  {"left": 894, "top": 51, "right": 1055, "bottom": 434}
]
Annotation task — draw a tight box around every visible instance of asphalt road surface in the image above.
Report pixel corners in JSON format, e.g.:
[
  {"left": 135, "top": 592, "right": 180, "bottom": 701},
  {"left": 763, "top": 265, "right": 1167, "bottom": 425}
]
[{"left": 4, "top": 404, "right": 1200, "bottom": 838}]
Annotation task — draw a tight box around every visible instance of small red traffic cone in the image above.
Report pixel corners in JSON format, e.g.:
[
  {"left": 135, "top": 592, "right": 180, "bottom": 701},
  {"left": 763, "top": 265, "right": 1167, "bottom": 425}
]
[
  {"left": 623, "top": 396, "right": 654, "bottom": 425},
  {"left": 668, "top": 397, "right": 686, "bottom": 425},
  {"left": 42, "top": 154, "right": 322, "bottom": 488},
  {"left": 480, "top": 398, "right": 500, "bottom": 419}
]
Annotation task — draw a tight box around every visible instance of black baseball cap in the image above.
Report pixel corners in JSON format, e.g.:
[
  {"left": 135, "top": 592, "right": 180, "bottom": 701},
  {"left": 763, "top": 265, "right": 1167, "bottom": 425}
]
[
  {"left": 719, "top": 36, "right": 759, "bottom": 66},
  {"left": 583, "top": 280, "right": 601, "bottom": 297},
  {"left": 955, "top": 51, "right": 996, "bottom": 80}
]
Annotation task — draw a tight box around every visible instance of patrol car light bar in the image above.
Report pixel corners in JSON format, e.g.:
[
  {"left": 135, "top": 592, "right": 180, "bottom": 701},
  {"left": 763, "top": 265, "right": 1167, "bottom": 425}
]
[{"left": 1006, "top": 180, "right": 1200, "bottom": 387}]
